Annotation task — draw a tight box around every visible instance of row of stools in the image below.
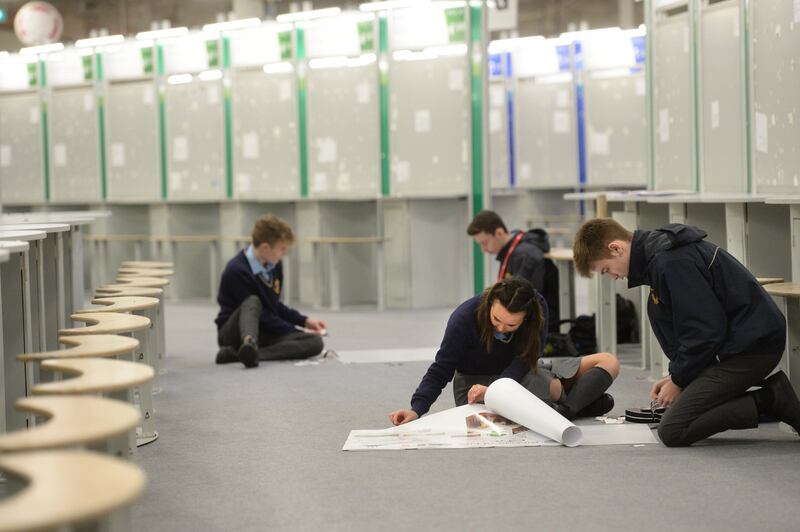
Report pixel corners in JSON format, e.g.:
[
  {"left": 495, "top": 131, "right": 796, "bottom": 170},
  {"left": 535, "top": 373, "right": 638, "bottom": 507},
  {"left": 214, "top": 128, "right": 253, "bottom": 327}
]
[{"left": 0, "top": 260, "right": 174, "bottom": 532}]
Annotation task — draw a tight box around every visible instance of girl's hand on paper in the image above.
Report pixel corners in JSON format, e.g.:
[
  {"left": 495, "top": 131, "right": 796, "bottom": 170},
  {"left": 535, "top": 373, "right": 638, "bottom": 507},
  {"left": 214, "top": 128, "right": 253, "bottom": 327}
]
[
  {"left": 389, "top": 409, "right": 418, "bottom": 426},
  {"left": 467, "top": 384, "right": 488, "bottom": 404}
]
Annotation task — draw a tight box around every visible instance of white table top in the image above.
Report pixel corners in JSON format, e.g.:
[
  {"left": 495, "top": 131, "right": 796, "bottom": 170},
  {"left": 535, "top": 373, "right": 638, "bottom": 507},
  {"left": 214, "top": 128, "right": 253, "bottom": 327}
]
[
  {"left": 562, "top": 189, "right": 652, "bottom": 201},
  {"left": 646, "top": 193, "right": 769, "bottom": 204},
  {"left": 0, "top": 229, "right": 47, "bottom": 242},
  {"left": 764, "top": 195, "right": 800, "bottom": 205},
  {"left": 0, "top": 240, "right": 30, "bottom": 253},
  {"left": 0, "top": 222, "right": 71, "bottom": 234},
  {"left": 1, "top": 213, "right": 96, "bottom": 226}
]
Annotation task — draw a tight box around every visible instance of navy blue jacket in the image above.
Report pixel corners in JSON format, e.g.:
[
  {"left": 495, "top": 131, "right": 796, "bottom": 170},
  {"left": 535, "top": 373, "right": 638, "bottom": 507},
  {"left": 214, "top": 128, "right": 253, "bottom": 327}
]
[
  {"left": 627, "top": 224, "right": 786, "bottom": 388},
  {"left": 496, "top": 229, "right": 550, "bottom": 290},
  {"left": 215, "top": 251, "right": 306, "bottom": 337},
  {"left": 410, "top": 292, "right": 549, "bottom": 417}
]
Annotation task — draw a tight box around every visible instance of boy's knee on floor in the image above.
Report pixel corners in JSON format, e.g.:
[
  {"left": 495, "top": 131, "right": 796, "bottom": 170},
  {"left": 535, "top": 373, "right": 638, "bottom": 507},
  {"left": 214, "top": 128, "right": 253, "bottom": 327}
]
[
  {"left": 657, "top": 421, "right": 689, "bottom": 448},
  {"left": 311, "top": 335, "right": 324, "bottom": 353}
]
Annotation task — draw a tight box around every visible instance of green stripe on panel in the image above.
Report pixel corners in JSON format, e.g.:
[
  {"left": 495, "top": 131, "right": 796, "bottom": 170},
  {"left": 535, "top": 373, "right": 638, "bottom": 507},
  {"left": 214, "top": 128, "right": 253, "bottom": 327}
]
[
  {"left": 297, "top": 28, "right": 308, "bottom": 198},
  {"left": 379, "top": 15, "right": 390, "bottom": 197},
  {"left": 470, "top": 4, "right": 484, "bottom": 295},
  {"left": 40, "top": 60, "right": 49, "bottom": 201},
  {"left": 223, "top": 36, "right": 233, "bottom": 199},
  {"left": 157, "top": 45, "right": 167, "bottom": 200}
]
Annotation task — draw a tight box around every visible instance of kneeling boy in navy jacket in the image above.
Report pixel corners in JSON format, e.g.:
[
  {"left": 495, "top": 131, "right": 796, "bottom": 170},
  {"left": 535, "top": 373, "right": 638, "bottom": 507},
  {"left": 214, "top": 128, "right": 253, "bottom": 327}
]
[{"left": 573, "top": 218, "right": 800, "bottom": 446}]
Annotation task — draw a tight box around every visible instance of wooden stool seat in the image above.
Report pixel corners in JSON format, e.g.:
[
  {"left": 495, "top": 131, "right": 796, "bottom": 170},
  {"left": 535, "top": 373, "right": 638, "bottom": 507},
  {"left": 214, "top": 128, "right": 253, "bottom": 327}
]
[
  {"left": 95, "top": 286, "right": 164, "bottom": 297},
  {"left": 758, "top": 277, "right": 785, "bottom": 286},
  {"left": 17, "top": 334, "right": 139, "bottom": 362},
  {"left": 113, "top": 276, "right": 170, "bottom": 287},
  {"left": 764, "top": 282, "right": 800, "bottom": 298},
  {"left": 0, "top": 450, "right": 145, "bottom": 532},
  {"left": 117, "top": 267, "right": 174, "bottom": 277},
  {"left": 0, "top": 396, "right": 140, "bottom": 452},
  {"left": 77, "top": 296, "right": 160, "bottom": 314},
  {"left": 60, "top": 312, "right": 150, "bottom": 335},
  {"left": 120, "top": 260, "right": 173, "bottom": 268},
  {"left": 34, "top": 358, "right": 155, "bottom": 395}
]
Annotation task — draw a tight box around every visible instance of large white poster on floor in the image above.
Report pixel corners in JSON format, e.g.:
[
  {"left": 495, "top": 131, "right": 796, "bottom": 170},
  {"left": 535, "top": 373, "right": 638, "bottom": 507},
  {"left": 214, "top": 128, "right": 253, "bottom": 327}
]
[{"left": 342, "top": 378, "right": 658, "bottom": 450}]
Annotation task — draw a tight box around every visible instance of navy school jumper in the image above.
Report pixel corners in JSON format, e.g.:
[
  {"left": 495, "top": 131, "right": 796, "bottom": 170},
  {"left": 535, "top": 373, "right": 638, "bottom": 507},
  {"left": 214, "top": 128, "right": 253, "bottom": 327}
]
[
  {"left": 215, "top": 251, "right": 306, "bottom": 338},
  {"left": 411, "top": 291, "right": 549, "bottom": 417}
]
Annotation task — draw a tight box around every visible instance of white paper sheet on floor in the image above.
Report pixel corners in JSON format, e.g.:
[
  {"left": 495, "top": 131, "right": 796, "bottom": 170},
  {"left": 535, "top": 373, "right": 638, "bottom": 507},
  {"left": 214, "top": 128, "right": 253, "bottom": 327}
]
[{"left": 343, "top": 378, "right": 658, "bottom": 450}]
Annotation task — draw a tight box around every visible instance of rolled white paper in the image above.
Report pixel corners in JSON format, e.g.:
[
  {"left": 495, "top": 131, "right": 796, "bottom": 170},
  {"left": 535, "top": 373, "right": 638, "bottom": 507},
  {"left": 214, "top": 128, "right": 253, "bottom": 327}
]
[{"left": 484, "top": 378, "right": 583, "bottom": 447}]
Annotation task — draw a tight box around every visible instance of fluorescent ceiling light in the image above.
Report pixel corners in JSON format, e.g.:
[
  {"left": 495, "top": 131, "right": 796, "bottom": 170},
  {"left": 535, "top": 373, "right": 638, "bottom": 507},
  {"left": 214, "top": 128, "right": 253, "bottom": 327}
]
[
  {"left": 167, "top": 73, "right": 193, "bottom": 85},
  {"left": 276, "top": 7, "right": 341, "bottom": 23},
  {"left": 424, "top": 43, "right": 467, "bottom": 56},
  {"left": 348, "top": 53, "right": 376, "bottom": 66},
  {"left": 308, "top": 53, "right": 376, "bottom": 69},
  {"left": 309, "top": 56, "right": 348, "bottom": 69},
  {"left": 202, "top": 18, "right": 261, "bottom": 32},
  {"left": 392, "top": 49, "right": 435, "bottom": 61},
  {"left": 263, "top": 62, "right": 294, "bottom": 74},
  {"left": 390, "top": 44, "right": 465, "bottom": 62},
  {"left": 20, "top": 42, "right": 64, "bottom": 55},
  {"left": 359, "top": 0, "right": 427, "bottom": 12},
  {"left": 75, "top": 34, "right": 125, "bottom": 48},
  {"left": 136, "top": 27, "right": 189, "bottom": 41},
  {"left": 198, "top": 69, "right": 223, "bottom": 81}
]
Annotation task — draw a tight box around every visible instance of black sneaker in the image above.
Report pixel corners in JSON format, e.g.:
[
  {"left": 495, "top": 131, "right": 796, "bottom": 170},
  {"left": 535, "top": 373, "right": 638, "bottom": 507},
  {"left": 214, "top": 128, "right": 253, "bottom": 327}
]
[
  {"left": 215, "top": 346, "right": 238, "bottom": 364},
  {"left": 238, "top": 338, "right": 259, "bottom": 368},
  {"left": 577, "top": 393, "right": 615, "bottom": 418},
  {"left": 763, "top": 371, "right": 800, "bottom": 435}
]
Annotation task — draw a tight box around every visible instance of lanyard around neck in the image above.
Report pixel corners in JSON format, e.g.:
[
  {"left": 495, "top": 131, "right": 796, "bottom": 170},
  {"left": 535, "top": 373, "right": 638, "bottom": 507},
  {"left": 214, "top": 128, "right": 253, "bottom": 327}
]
[{"left": 497, "top": 232, "right": 524, "bottom": 281}]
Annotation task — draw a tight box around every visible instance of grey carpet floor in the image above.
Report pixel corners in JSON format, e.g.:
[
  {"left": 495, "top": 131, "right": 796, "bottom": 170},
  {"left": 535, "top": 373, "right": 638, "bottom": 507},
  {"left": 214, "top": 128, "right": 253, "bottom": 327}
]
[{"left": 130, "top": 301, "right": 800, "bottom": 532}]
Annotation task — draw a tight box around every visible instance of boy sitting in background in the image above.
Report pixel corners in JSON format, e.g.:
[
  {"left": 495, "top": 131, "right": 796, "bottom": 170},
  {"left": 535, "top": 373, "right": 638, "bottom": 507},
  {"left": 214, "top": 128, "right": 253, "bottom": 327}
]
[{"left": 215, "top": 214, "right": 326, "bottom": 368}]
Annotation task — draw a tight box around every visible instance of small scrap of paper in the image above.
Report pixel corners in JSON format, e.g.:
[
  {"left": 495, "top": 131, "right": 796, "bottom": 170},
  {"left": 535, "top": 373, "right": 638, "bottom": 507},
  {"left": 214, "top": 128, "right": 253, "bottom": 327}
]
[
  {"left": 595, "top": 416, "right": 626, "bottom": 424},
  {"left": 292, "top": 349, "right": 338, "bottom": 367}
]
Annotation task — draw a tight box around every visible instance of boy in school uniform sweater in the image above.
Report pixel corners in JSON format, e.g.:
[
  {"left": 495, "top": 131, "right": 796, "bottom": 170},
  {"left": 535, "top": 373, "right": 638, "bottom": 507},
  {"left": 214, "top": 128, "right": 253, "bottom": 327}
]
[
  {"left": 574, "top": 218, "right": 800, "bottom": 446},
  {"left": 215, "top": 215, "right": 326, "bottom": 368}
]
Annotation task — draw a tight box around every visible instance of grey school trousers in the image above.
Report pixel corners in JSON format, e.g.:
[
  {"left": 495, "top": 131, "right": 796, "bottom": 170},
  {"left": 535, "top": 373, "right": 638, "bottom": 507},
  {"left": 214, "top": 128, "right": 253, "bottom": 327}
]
[
  {"left": 657, "top": 351, "right": 782, "bottom": 447},
  {"left": 217, "top": 295, "right": 324, "bottom": 361}
]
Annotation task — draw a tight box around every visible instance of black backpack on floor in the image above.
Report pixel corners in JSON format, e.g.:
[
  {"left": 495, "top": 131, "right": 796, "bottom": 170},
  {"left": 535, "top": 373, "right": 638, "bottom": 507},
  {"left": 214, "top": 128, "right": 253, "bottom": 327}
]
[
  {"left": 543, "top": 315, "right": 597, "bottom": 357},
  {"left": 616, "top": 294, "right": 640, "bottom": 344}
]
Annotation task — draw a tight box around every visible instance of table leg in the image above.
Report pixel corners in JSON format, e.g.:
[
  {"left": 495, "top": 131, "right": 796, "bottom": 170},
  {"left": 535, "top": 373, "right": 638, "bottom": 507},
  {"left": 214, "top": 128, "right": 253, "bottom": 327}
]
[
  {"left": 595, "top": 274, "right": 616, "bottom": 354},
  {"left": 329, "top": 243, "right": 340, "bottom": 311},
  {"left": 376, "top": 242, "right": 385, "bottom": 312},
  {"left": 313, "top": 242, "right": 322, "bottom": 310}
]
